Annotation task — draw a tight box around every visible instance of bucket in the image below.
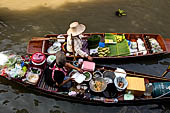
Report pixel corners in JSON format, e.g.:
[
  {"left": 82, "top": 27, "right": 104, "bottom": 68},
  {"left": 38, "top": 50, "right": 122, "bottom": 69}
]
[
  {"left": 114, "top": 76, "right": 128, "bottom": 92},
  {"left": 152, "top": 82, "right": 170, "bottom": 97}
]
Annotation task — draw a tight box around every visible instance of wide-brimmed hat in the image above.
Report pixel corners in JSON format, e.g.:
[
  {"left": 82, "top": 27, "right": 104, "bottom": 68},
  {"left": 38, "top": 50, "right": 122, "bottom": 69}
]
[{"left": 67, "top": 22, "right": 86, "bottom": 36}]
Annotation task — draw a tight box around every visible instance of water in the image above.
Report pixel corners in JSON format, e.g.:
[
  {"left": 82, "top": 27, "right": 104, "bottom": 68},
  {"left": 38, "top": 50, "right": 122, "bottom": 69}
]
[{"left": 1, "top": 0, "right": 170, "bottom": 112}]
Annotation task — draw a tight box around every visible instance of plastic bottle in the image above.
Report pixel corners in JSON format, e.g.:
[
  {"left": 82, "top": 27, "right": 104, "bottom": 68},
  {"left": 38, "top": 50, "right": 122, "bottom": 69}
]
[{"left": 144, "top": 83, "right": 153, "bottom": 96}]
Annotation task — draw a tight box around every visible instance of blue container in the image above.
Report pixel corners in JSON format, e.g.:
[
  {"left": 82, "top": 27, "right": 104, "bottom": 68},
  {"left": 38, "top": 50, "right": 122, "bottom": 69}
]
[{"left": 152, "top": 82, "right": 170, "bottom": 97}]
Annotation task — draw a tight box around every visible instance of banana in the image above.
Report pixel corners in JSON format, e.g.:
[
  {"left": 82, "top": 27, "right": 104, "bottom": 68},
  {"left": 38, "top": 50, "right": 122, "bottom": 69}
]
[
  {"left": 98, "top": 49, "right": 103, "bottom": 52},
  {"left": 104, "top": 54, "right": 107, "bottom": 56},
  {"left": 99, "top": 54, "right": 104, "bottom": 57},
  {"left": 102, "top": 48, "right": 107, "bottom": 51},
  {"left": 98, "top": 47, "right": 110, "bottom": 57}
]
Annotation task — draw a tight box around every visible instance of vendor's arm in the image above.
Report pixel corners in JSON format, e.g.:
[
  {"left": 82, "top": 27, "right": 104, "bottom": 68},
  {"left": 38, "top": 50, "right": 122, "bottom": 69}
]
[
  {"left": 58, "top": 78, "right": 73, "bottom": 87},
  {"left": 65, "top": 62, "right": 83, "bottom": 73},
  {"left": 74, "top": 39, "right": 93, "bottom": 61},
  {"left": 74, "top": 42, "right": 88, "bottom": 58}
]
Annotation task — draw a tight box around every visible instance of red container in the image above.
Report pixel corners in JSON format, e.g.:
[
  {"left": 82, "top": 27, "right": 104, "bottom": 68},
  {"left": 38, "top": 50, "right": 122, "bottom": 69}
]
[{"left": 31, "top": 52, "right": 46, "bottom": 65}]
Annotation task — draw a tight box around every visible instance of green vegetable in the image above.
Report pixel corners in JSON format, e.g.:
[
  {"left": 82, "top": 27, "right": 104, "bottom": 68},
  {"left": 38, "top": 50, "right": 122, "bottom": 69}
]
[{"left": 84, "top": 72, "right": 90, "bottom": 79}]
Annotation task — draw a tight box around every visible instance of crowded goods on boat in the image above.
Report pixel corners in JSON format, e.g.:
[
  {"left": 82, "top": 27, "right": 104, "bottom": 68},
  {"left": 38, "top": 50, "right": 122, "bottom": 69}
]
[{"left": 1, "top": 51, "right": 170, "bottom": 106}]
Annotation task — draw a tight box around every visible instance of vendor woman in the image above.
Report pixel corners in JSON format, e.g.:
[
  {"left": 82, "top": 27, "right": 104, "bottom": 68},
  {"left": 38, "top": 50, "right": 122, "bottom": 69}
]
[
  {"left": 66, "top": 21, "right": 93, "bottom": 61},
  {"left": 44, "top": 51, "right": 82, "bottom": 88}
]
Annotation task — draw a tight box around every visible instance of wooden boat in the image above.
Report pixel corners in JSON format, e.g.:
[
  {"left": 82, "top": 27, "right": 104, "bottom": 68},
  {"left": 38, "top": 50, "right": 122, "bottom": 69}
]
[
  {"left": 1, "top": 56, "right": 170, "bottom": 106},
  {"left": 27, "top": 33, "right": 170, "bottom": 61}
]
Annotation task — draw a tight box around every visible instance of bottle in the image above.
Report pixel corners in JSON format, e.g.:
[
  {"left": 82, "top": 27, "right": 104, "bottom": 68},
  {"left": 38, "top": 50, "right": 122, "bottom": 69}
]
[{"left": 144, "top": 83, "right": 153, "bottom": 96}]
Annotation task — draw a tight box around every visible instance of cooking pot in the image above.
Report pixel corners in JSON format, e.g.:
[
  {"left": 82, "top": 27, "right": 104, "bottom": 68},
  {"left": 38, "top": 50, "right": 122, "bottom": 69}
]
[{"left": 103, "top": 70, "right": 115, "bottom": 84}]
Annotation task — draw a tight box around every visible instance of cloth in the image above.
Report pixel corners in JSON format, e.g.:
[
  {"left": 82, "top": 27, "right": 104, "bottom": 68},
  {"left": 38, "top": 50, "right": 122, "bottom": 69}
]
[
  {"left": 90, "top": 47, "right": 99, "bottom": 55},
  {"left": 67, "top": 35, "right": 88, "bottom": 57},
  {"left": 49, "top": 63, "right": 67, "bottom": 82},
  {"left": 99, "top": 42, "right": 105, "bottom": 47},
  {"left": 44, "top": 67, "right": 65, "bottom": 87},
  {"left": 44, "top": 61, "right": 66, "bottom": 87}
]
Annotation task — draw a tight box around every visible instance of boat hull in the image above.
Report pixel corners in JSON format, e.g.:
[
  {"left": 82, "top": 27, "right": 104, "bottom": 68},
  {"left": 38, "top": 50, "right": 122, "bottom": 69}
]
[
  {"left": 1, "top": 64, "right": 170, "bottom": 106},
  {"left": 27, "top": 33, "right": 170, "bottom": 61}
]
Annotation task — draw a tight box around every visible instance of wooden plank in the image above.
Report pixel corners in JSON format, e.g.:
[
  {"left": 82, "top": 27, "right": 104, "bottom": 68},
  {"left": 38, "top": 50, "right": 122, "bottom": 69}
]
[
  {"left": 126, "top": 76, "right": 145, "bottom": 91},
  {"left": 163, "top": 38, "right": 170, "bottom": 53}
]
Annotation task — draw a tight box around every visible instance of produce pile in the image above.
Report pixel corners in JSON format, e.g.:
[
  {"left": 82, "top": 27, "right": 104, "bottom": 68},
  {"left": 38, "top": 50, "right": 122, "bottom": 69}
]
[
  {"left": 0, "top": 53, "right": 28, "bottom": 78},
  {"left": 149, "top": 38, "right": 163, "bottom": 53},
  {"left": 104, "top": 33, "right": 130, "bottom": 56},
  {"left": 98, "top": 47, "right": 110, "bottom": 57},
  {"left": 115, "top": 34, "right": 125, "bottom": 43}
]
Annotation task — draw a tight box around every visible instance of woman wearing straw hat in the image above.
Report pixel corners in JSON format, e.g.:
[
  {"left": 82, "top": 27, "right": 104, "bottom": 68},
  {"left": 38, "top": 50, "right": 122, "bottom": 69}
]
[{"left": 67, "top": 21, "right": 93, "bottom": 61}]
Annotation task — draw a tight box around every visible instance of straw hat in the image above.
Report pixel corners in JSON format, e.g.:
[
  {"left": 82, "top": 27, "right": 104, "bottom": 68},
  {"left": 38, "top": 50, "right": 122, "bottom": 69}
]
[{"left": 67, "top": 22, "right": 86, "bottom": 36}]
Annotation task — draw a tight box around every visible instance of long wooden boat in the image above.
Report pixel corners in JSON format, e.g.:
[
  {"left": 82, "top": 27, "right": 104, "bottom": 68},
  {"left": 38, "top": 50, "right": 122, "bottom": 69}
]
[
  {"left": 1, "top": 57, "right": 170, "bottom": 106},
  {"left": 27, "top": 33, "right": 170, "bottom": 61}
]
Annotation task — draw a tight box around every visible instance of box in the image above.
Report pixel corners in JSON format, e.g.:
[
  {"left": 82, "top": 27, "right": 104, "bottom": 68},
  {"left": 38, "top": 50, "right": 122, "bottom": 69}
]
[
  {"left": 126, "top": 76, "right": 146, "bottom": 96},
  {"left": 81, "top": 61, "right": 95, "bottom": 71},
  {"left": 105, "top": 39, "right": 116, "bottom": 44}
]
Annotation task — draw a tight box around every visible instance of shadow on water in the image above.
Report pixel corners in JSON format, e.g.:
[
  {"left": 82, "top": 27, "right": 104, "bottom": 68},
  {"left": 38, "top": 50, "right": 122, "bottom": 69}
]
[{"left": 1, "top": 0, "right": 170, "bottom": 113}]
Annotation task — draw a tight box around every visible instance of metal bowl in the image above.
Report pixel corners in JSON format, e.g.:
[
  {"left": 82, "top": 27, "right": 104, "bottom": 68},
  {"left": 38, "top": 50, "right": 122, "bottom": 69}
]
[
  {"left": 103, "top": 70, "right": 115, "bottom": 84},
  {"left": 89, "top": 77, "right": 107, "bottom": 92},
  {"left": 93, "top": 70, "right": 103, "bottom": 78}
]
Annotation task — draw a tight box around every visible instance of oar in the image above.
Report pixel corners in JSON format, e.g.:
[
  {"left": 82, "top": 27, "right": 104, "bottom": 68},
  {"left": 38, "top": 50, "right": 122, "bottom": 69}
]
[
  {"left": 161, "top": 65, "right": 170, "bottom": 77},
  {"left": 71, "top": 34, "right": 76, "bottom": 61},
  {"left": 30, "top": 36, "right": 87, "bottom": 41},
  {"left": 31, "top": 37, "right": 64, "bottom": 41}
]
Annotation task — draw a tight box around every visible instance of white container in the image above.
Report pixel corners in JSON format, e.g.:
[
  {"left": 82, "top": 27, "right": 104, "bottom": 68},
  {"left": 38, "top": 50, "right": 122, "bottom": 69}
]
[
  {"left": 47, "top": 55, "right": 56, "bottom": 65},
  {"left": 144, "top": 83, "right": 153, "bottom": 96},
  {"left": 114, "top": 76, "right": 128, "bottom": 92}
]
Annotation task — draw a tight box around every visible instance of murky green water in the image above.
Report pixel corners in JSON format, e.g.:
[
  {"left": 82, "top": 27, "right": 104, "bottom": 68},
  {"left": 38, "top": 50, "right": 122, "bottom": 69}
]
[{"left": 1, "top": 0, "right": 170, "bottom": 113}]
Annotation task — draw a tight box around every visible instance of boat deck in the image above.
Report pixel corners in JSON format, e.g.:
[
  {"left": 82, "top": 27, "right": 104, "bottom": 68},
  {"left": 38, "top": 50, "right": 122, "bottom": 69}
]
[{"left": 37, "top": 73, "right": 58, "bottom": 92}]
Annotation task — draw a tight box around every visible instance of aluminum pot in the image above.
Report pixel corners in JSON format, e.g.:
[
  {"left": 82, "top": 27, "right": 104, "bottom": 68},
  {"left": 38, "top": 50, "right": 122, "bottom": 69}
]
[{"left": 89, "top": 77, "right": 107, "bottom": 92}]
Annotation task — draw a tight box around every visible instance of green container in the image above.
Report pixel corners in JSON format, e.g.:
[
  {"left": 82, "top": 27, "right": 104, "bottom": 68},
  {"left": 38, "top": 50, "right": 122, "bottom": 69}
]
[
  {"left": 87, "top": 35, "right": 101, "bottom": 49},
  {"left": 152, "top": 82, "right": 170, "bottom": 97}
]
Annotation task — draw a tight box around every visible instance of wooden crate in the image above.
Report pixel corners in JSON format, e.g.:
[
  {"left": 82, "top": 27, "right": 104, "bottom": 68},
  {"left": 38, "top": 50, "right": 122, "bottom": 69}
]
[{"left": 27, "top": 37, "right": 46, "bottom": 55}]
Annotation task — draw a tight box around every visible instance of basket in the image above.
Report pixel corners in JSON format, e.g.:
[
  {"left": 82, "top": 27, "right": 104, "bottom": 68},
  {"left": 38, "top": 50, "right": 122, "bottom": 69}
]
[{"left": 27, "top": 40, "right": 44, "bottom": 55}]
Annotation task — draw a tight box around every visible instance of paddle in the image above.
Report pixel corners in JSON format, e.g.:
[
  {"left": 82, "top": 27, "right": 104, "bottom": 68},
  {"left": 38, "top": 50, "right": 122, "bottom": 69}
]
[
  {"left": 30, "top": 36, "right": 88, "bottom": 41},
  {"left": 161, "top": 65, "right": 170, "bottom": 77},
  {"left": 31, "top": 37, "right": 64, "bottom": 41}
]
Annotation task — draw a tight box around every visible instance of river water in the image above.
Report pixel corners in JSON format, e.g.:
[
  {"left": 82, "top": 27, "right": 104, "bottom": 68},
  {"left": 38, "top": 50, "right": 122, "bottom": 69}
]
[{"left": 1, "top": 0, "right": 170, "bottom": 113}]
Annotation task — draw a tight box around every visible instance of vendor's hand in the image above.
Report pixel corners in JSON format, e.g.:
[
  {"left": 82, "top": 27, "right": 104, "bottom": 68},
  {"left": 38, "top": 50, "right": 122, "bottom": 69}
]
[
  {"left": 70, "top": 77, "right": 75, "bottom": 81},
  {"left": 77, "top": 68, "right": 83, "bottom": 73},
  {"left": 87, "top": 56, "right": 93, "bottom": 61}
]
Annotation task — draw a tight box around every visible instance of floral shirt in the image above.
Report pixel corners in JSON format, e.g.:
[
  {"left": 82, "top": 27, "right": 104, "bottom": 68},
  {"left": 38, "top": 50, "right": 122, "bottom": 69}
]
[{"left": 67, "top": 35, "right": 88, "bottom": 58}]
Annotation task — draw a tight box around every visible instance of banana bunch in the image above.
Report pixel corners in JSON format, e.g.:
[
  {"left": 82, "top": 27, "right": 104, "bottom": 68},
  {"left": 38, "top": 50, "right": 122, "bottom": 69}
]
[
  {"left": 98, "top": 47, "right": 110, "bottom": 57},
  {"left": 116, "top": 35, "right": 125, "bottom": 43}
]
